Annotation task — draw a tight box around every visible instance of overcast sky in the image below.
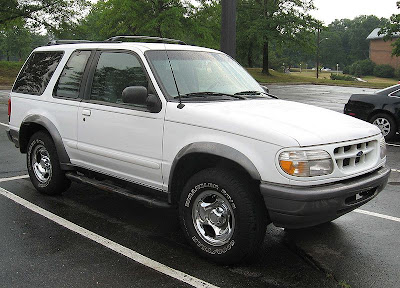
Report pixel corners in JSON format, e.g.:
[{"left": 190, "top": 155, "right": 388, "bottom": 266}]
[{"left": 310, "top": 0, "right": 398, "bottom": 24}]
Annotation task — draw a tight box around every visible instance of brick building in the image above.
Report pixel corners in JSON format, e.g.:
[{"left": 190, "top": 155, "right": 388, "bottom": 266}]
[{"left": 367, "top": 28, "right": 400, "bottom": 69}]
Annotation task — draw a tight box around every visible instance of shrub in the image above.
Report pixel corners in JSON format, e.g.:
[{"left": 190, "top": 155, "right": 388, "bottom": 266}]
[
  {"left": 342, "top": 66, "right": 350, "bottom": 75},
  {"left": 373, "top": 64, "right": 395, "bottom": 78},
  {"left": 395, "top": 68, "right": 400, "bottom": 79},
  {"left": 330, "top": 74, "right": 356, "bottom": 81},
  {"left": 348, "top": 59, "right": 375, "bottom": 77},
  {"left": 0, "top": 61, "right": 23, "bottom": 75}
]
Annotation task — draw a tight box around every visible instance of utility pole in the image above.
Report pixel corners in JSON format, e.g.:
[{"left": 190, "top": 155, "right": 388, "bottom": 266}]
[
  {"left": 316, "top": 25, "right": 320, "bottom": 79},
  {"left": 316, "top": 25, "right": 328, "bottom": 79},
  {"left": 220, "top": 0, "right": 237, "bottom": 58}
]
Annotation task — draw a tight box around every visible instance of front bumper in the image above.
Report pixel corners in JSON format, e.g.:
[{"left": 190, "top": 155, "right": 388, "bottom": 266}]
[{"left": 260, "top": 166, "right": 390, "bottom": 229}]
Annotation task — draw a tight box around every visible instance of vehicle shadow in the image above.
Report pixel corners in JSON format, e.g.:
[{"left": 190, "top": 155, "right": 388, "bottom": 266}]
[
  {"left": 1, "top": 179, "right": 338, "bottom": 287},
  {"left": 388, "top": 133, "right": 400, "bottom": 145}
]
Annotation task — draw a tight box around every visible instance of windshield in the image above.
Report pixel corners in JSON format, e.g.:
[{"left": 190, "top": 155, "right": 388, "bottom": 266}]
[{"left": 145, "top": 50, "right": 266, "bottom": 100}]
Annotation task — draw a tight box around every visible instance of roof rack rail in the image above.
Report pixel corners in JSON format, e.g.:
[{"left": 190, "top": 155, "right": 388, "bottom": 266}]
[
  {"left": 47, "top": 40, "right": 121, "bottom": 46},
  {"left": 105, "top": 35, "right": 187, "bottom": 45}
]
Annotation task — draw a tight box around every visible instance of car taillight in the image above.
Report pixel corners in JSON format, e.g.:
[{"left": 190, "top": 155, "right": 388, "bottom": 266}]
[{"left": 8, "top": 98, "right": 11, "bottom": 121}]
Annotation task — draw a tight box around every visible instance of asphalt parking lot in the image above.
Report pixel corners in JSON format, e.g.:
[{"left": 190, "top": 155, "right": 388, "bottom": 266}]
[{"left": 0, "top": 85, "right": 399, "bottom": 288}]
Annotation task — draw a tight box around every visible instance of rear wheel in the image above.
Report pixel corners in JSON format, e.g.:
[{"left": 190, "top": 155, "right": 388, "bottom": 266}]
[
  {"left": 179, "top": 168, "right": 267, "bottom": 264},
  {"left": 370, "top": 113, "right": 397, "bottom": 140},
  {"left": 27, "top": 131, "right": 70, "bottom": 195}
]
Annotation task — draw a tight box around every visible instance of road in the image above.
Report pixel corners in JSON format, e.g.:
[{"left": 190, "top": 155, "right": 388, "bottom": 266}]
[{"left": 0, "top": 85, "right": 399, "bottom": 288}]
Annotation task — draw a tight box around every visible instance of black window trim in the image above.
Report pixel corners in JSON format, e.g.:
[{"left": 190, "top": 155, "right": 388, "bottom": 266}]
[
  {"left": 82, "top": 49, "right": 161, "bottom": 113},
  {"left": 12, "top": 50, "right": 65, "bottom": 96},
  {"left": 52, "top": 49, "right": 96, "bottom": 101}
]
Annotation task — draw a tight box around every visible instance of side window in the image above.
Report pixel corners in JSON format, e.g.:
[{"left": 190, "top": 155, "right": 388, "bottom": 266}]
[
  {"left": 54, "top": 50, "right": 91, "bottom": 99},
  {"left": 392, "top": 90, "right": 400, "bottom": 97},
  {"left": 13, "top": 51, "right": 64, "bottom": 95},
  {"left": 90, "top": 52, "right": 148, "bottom": 106}
]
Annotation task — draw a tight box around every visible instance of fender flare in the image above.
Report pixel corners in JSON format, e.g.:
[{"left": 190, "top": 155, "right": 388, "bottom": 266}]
[
  {"left": 20, "top": 115, "right": 71, "bottom": 166},
  {"left": 168, "top": 142, "right": 261, "bottom": 192}
]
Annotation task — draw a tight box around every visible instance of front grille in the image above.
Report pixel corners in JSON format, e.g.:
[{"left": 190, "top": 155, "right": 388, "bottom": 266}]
[{"left": 333, "top": 140, "right": 377, "bottom": 171}]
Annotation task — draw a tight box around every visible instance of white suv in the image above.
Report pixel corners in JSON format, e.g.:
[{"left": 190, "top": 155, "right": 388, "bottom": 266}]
[{"left": 6, "top": 36, "right": 390, "bottom": 264}]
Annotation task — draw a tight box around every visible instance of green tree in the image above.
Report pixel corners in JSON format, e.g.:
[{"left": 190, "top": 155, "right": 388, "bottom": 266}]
[
  {"left": 0, "top": 0, "right": 89, "bottom": 31},
  {"left": 0, "top": 19, "right": 49, "bottom": 61},
  {"left": 55, "top": 0, "right": 188, "bottom": 40},
  {"left": 236, "top": 0, "right": 317, "bottom": 74},
  {"left": 0, "top": 21, "right": 31, "bottom": 60},
  {"left": 319, "top": 16, "right": 388, "bottom": 69},
  {"left": 380, "top": 1, "right": 400, "bottom": 56},
  {"left": 184, "top": 0, "right": 221, "bottom": 49}
]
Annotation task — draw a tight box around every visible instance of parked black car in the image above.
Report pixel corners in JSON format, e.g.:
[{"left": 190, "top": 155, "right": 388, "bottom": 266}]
[{"left": 344, "top": 84, "right": 400, "bottom": 140}]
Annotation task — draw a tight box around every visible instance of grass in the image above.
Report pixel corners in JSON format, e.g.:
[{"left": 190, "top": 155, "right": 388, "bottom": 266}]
[
  {"left": 247, "top": 68, "right": 398, "bottom": 89},
  {"left": 0, "top": 61, "right": 23, "bottom": 87}
]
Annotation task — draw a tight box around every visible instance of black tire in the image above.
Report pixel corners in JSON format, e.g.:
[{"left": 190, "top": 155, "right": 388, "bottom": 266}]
[
  {"left": 179, "top": 168, "right": 267, "bottom": 264},
  {"left": 27, "top": 131, "right": 71, "bottom": 195},
  {"left": 370, "top": 113, "right": 397, "bottom": 140}
]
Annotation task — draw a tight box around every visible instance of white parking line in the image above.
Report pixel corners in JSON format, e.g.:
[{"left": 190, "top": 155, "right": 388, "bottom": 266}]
[
  {"left": 0, "top": 186, "right": 218, "bottom": 288},
  {"left": 355, "top": 209, "right": 400, "bottom": 223},
  {"left": 0, "top": 121, "right": 9, "bottom": 128},
  {"left": 0, "top": 175, "right": 29, "bottom": 183},
  {"left": 387, "top": 143, "right": 400, "bottom": 147},
  {"left": 391, "top": 169, "right": 400, "bottom": 173}
]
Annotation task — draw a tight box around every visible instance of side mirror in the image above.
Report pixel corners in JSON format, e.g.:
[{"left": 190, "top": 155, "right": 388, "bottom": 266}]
[
  {"left": 261, "top": 85, "right": 269, "bottom": 94},
  {"left": 122, "top": 86, "right": 148, "bottom": 105},
  {"left": 146, "top": 94, "right": 162, "bottom": 113}
]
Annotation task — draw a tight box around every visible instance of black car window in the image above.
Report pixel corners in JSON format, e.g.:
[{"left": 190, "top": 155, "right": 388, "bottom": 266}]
[
  {"left": 54, "top": 50, "right": 91, "bottom": 99},
  {"left": 90, "top": 52, "right": 148, "bottom": 107},
  {"left": 391, "top": 89, "right": 400, "bottom": 97},
  {"left": 13, "top": 51, "right": 64, "bottom": 95}
]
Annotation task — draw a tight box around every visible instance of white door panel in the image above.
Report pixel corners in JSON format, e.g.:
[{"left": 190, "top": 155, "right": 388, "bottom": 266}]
[{"left": 77, "top": 104, "right": 164, "bottom": 189}]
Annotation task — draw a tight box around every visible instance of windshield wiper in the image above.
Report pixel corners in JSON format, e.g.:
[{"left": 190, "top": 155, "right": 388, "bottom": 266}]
[
  {"left": 234, "top": 90, "right": 262, "bottom": 95},
  {"left": 174, "top": 92, "right": 246, "bottom": 100},
  {"left": 234, "top": 90, "right": 278, "bottom": 99}
]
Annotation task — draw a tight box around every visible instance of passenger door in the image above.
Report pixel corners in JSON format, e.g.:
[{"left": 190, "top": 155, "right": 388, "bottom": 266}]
[
  {"left": 76, "top": 50, "right": 165, "bottom": 190},
  {"left": 52, "top": 50, "right": 93, "bottom": 161}
]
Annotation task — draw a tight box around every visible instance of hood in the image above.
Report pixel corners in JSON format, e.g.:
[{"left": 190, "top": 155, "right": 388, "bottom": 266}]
[{"left": 166, "top": 99, "right": 381, "bottom": 147}]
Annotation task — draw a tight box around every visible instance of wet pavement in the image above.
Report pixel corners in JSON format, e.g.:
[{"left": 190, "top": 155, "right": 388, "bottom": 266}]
[{"left": 1, "top": 85, "right": 399, "bottom": 288}]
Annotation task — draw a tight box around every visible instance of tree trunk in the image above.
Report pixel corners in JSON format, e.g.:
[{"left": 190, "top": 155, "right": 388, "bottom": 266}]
[
  {"left": 261, "top": 0, "right": 270, "bottom": 75},
  {"left": 248, "top": 41, "right": 253, "bottom": 67},
  {"left": 262, "top": 40, "right": 270, "bottom": 74}
]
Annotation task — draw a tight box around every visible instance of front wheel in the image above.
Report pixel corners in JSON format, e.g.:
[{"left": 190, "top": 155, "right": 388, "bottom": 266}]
[
  {"left": 27, "top": 131, "right": 71, "bottom": 195},
  {"left": 179, "top": 168, "right": 267, "bottom": 264},
  {"left": 370, "top": 113, "right": 397, "bottom": 140}
]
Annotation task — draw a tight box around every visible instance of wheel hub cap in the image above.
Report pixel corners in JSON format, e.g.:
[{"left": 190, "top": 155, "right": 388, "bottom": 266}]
[
  {"left": 373, "top": 118, "right": 391, "bottom": 137},
  {"left": 32, "top": 145, "right": 52, "bottom": 183},
  {"left": 192, "top": 190, "right": 235, "bottom": 246}
]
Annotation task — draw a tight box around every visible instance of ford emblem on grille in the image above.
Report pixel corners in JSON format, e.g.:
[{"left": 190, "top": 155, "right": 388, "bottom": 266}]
[{"left": 357, "top": 151, "right": 364, "bottom": 157}]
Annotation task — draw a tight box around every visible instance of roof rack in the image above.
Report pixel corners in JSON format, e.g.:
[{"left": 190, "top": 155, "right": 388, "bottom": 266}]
[
  {"left": 47, "top": 40, "right": 121, "bottom": 46},
  {"left": 47, "top": 36, "right": 186, "bottom": 46},
  {"left": 105, "top": 35, "right": 187, "bottom": 45}
]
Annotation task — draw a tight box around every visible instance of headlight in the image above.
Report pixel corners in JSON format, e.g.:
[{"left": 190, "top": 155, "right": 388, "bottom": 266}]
[
  {"left": 279, "top": 150, "right": 333, "bottom": 177},
  {"left": 379, "top": 136, "right": 387, "bottom": 159}
]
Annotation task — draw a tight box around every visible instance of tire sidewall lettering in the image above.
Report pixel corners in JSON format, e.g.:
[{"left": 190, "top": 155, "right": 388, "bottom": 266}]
[
  {"left": 184, "top": 182, "right": 236, "bottom": 209},
  {"left": 192, "top": 236, "right": 235, "bottom": 255}
]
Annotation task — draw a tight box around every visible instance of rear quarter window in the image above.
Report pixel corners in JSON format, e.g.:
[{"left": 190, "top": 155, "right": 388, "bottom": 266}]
[{"left": 12, "top": 51, "right": 64, "bottom": 95}]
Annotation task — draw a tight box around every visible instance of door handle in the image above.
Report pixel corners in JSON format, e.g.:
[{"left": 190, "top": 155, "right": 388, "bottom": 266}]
[{"left": 82, "top": 109, "right": 91, "bottom": 116}]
